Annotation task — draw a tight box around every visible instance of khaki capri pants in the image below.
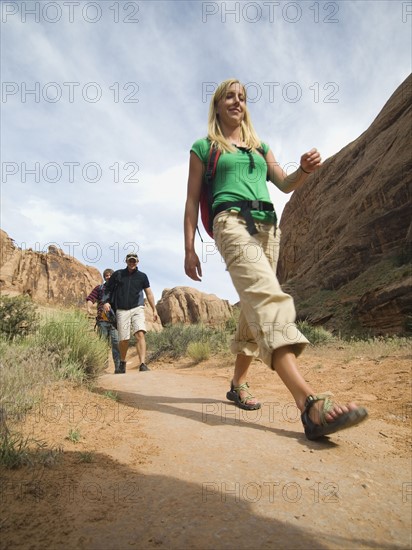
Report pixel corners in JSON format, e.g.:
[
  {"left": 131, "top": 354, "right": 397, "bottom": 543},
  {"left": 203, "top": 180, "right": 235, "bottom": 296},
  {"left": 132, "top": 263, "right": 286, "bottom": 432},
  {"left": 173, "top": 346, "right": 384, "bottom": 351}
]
[{"left": 213, "top": 211, "right": 309, "bottom": 368}]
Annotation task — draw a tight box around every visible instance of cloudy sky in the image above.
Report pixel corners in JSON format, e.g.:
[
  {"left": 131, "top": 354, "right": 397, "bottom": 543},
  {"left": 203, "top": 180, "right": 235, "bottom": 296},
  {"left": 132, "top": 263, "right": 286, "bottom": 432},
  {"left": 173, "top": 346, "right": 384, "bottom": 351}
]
[{"left": 1, "top": 0, "right": 411, "bottom": 304}]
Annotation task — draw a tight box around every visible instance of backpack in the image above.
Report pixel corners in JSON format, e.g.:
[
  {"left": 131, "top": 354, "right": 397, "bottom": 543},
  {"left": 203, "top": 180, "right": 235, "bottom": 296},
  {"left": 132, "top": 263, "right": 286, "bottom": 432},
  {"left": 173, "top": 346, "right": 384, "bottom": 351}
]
[
  {"left": 198, "top": 143, "right": 274, "bottom": 240},
  {"left": 98, "top": 283, "right": 118, "bottom": 329},
  {"left": 198, "top": 146, "right": 221, "bottom": 239}
]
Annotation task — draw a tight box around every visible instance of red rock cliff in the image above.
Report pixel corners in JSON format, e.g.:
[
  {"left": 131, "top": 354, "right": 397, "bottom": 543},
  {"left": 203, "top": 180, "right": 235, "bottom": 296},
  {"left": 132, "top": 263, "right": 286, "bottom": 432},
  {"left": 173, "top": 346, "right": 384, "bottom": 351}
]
[
  {"left": 0, "top": 229, "right": 102, "bottom": 307},
  {"left": 277, "top": 75, "right": 412, "bottom": 335}
]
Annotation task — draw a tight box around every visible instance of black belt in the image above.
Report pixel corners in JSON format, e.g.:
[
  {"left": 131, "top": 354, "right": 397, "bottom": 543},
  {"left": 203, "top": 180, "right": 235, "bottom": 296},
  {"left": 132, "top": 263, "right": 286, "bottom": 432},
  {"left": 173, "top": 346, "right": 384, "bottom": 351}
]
[{"left": 213, "top": 200, "right": 276, "bottom": 235}]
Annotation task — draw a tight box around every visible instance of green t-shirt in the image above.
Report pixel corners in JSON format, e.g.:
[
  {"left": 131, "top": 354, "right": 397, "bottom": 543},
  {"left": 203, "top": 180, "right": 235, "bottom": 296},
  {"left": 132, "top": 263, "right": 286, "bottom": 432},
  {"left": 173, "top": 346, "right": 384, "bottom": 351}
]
[{"left": 191, "top": 138, "right": 276, "bottom": 224}]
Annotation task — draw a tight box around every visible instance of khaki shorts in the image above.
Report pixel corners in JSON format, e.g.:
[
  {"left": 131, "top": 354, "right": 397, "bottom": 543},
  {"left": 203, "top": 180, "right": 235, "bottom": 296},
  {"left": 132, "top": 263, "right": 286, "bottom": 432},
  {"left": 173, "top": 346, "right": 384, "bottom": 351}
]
[
  {"left": 213, "top": 211, "right": 309, "bottom": 368},
  {"left": 116, "top": 306, "right": 146, "bottom": 341}
]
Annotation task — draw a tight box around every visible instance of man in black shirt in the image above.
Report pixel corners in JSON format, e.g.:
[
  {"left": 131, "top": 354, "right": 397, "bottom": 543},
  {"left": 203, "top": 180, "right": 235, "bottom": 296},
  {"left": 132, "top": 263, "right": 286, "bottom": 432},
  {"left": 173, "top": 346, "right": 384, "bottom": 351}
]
[{"left": 103, "top": 253, "right": 158, "bottom": 373}]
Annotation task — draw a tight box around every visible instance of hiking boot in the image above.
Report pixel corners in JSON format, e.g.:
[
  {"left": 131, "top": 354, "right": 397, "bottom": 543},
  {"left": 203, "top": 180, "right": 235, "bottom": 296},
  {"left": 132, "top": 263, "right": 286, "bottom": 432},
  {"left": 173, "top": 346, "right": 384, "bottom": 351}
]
[
  {"left": 139, "top": 363, "right": 150, "bottom": 372},
  {"left": 114, "top": 364, "right": 122, "bottom": 374},
  {"left": 117, "top": 361, "right": 126, "bottom": 374}
]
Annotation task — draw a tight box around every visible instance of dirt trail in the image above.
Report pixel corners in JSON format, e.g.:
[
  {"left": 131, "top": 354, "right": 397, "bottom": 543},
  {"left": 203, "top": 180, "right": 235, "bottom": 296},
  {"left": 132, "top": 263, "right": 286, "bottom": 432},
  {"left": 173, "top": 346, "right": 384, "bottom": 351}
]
[{"left": 1, "top": 348, "right": 411, "bottom": 549}]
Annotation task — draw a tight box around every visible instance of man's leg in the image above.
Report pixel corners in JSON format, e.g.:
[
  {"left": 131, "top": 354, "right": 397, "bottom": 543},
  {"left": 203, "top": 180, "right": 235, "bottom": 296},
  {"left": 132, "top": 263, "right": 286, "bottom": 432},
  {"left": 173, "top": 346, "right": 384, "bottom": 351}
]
[
  {"left": 97, "top": 322, "right": 110, "bottom": 342},
  {"left": 110, "top": 327, "right": 121, "bottom": 373},
  {"left": 130, "top": 306, "right": 149, "bottom": 372},
  {"left": 135, "top": 331, "right": 149, "bottom": 371},
  {"left": 97, "top": 322, "right": 114, "bottom": 372},
  {"left": 118, "top": 340, "right": 129, "bottom": 373},
  {"left": 116, "top": 309, "right": 131, "bottom": 374},
  {"left": 119, "top": 340, "right": 129, "bottom": 361}
]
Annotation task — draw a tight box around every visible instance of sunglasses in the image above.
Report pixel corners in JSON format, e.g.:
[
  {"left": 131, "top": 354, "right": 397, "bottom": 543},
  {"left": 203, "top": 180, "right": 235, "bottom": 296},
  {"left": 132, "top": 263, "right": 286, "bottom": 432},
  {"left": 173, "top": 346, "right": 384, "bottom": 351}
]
[{"left": 127, "top": 258, "right": 137, "bottom": 262}]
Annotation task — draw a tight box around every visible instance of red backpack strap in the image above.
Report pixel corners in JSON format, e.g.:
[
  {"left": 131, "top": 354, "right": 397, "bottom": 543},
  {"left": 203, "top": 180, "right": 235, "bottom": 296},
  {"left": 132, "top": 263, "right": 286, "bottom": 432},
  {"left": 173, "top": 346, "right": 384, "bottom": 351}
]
[
  {"left": 197, "top": 144, "right": 222, "bottom": 241},
  {"left": 205, "top": 144, "right": 221, "bottom": 183}
]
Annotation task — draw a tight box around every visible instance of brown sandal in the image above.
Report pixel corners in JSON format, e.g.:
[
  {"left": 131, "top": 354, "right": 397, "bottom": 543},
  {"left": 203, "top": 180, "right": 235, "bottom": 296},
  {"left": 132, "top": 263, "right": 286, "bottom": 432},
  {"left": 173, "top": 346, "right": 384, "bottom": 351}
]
[
  {"left": 301, "top": 393, "right": 368, "bottom": 440},
  {"left": 226, "top": 382, "right": 261, "bottom": 411}
]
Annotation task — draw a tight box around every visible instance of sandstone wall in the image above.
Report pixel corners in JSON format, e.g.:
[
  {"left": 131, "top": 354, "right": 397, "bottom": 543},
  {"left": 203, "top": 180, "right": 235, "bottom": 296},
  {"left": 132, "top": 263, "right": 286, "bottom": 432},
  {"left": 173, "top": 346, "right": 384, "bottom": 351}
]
[{"left": 277, "top": 75, "right": 412, "bottom": 334}]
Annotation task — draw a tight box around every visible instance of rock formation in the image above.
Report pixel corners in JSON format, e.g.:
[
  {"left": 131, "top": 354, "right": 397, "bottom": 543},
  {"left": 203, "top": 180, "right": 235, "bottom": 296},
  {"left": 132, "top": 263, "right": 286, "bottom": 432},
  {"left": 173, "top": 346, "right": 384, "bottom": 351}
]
[
  {"left": 156, "top": 286, "right": 233, "bottom": 326},
  {"left": 0, "top": 229, "right": 102, "bottom": 307},
  {"left": 277, "top": 74, "right": 412, "bottom": 335},
  {"left": 144, "top": 298, "right": 163, "bottom": 332}
]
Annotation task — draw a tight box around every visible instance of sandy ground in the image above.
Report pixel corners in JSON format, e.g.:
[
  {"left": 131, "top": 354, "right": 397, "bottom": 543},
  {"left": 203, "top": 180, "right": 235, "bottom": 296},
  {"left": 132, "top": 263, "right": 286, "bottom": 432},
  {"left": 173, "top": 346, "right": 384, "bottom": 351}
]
[{"left": 0, "top": 344, "right": 411, "bottom": 550}]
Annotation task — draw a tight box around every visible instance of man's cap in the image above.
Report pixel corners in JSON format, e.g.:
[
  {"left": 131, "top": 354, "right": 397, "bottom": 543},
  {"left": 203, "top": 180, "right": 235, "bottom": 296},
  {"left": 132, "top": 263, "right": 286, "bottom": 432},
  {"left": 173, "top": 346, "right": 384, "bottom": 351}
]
[{"left": 126, "top": 253, "right": 138, "bottom": 260}]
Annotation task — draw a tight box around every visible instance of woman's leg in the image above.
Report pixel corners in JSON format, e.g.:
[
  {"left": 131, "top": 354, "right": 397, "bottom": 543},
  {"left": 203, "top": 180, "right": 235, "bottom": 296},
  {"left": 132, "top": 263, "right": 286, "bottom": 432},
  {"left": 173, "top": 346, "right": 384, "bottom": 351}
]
[
  {"left": 233, "top": 353, "right": 252, "bottom": 385},
  {"left": 215, "top": 213, "right": 304, "bottom": 409},
  {"left": 272, "top": 346, "right": 359, "bottom": 424},
  {"left": 214, "top": 213, "right": 308, "bottom": 368},
  {"left": 230, "top": 353, "right": 260, "bottom": 407}
]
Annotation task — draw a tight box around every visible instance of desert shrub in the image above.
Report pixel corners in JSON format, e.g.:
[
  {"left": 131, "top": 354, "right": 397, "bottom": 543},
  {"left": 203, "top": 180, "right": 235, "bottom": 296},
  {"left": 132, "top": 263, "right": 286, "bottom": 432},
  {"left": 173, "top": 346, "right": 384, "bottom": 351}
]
[
  {"left": 224, "top": 308, "right": 240, "bottom": 334},
  {"left": 66, "top": 428, "right": 82, "bottom": 444},
  {"left": 297, "top": 321, "right": 335, "bottom": 345},
  {"left": 0, "top": 335, "right": 90, "bottom": 423},
  {"left": 146, "top": 323, "right": 228, "bottom": 361},
  {"left": 0, "top": 310, "right": 107, "bottom": 425},
  {"left": 0, "top": 295, "right": 39, "bottom": 340},
  {"left": 341, "top": 335, "right": 412, "bottom": 361},
  {"left": 55, "top": 360, "right": 89, "bottom": 384},
  {"left": 36, "top": 310, "right": 108, "bottom": 377},
  {"left": 0, "top": 339, "right": 60, "bottom": 420},
  {"left": 0, "top": 427, "right": 60, "bottom": 469},
  {"left": 0, "top": 430, "right": 36, "bottom": 469},
  {"left": 187, "top": 341, "right": 211, "bottom": 363}
]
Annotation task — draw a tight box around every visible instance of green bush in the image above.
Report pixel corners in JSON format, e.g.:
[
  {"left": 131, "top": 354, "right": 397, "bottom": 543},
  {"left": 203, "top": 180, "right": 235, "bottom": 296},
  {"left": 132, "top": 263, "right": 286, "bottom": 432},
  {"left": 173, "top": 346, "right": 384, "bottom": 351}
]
[
  {"left": 146, "top": 323, "right": 228, "bottom": 361},
  {"left": 0, "top": 339, "right": 60, "bottom": 420},
  {"left": 36, "top": 310, "right": 108, "bottom": 377},
  {"left": 187, "top": 341, "right": 211, "bottom": 363},
  {"left": 0, "top": 310, "right": 108, "bottom": 428},
  {"left": 224, "top": 309, "right": 240, "bottom": 334},
  {"left": 0, "top": 427, "right": 60, "bottom": 469},
  {"left": 0, "top": 295, "right": 39, "bottom": 340},
  {"left": 146, "top": 319, "right": 336, "bottom": 362},
  {"left": 296, "top": 320, "right": 335, "bottom": 345},
  {"left": 0, "top": 430, "right": 35, "bottom": 469}
]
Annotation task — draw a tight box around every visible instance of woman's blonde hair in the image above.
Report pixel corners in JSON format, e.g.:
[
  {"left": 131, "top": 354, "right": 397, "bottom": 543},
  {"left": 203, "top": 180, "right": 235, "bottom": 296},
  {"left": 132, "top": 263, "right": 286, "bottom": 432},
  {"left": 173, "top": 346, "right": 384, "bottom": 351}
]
[{"left": 207, "top": 79, "right": 262, "bottom": 153}]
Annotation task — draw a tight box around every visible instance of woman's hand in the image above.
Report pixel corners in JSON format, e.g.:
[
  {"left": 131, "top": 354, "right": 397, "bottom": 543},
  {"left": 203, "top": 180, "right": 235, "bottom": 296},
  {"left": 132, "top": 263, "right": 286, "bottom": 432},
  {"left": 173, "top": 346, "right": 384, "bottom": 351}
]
[
  {"left": 184, "top": 250, "right": 202, "bottom": 281},
  {"left": 300, "top": 148, "right": 322, "bottom": 174},
  {"left": 300, "top": 148, "right": 322, "bottom": 173},
  {"left": 266, "top": 147, "right": 322, "bottom": 193}
]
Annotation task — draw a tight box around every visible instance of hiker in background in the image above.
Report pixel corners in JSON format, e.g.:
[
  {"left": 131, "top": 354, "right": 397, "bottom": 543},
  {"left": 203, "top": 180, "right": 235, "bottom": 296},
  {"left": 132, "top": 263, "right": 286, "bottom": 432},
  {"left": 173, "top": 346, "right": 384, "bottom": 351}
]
[
  {"left": 103, "top": 253, "right": 158, "bottom": 374},
  {"left": 183, "top": 78, "right": 368, "bottom": 440},
  {"left": 86, "top": 268, "right": 121, "bottom": 374}
]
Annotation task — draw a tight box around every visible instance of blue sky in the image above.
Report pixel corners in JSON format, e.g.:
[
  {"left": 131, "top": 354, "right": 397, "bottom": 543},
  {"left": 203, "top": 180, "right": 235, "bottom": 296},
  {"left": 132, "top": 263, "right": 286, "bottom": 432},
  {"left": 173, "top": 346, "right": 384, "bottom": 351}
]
[{"left": 1, "top": 0, "right": 411, "bottom": 304}]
